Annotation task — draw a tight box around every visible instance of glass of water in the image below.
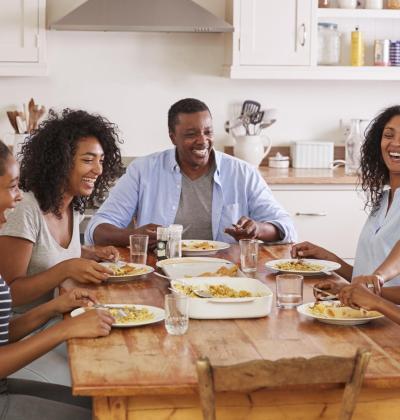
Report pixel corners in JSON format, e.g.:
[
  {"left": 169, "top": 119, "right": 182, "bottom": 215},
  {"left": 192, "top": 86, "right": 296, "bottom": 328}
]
[
  {"left": 239, "top": 239, "right": 259, "bottom": 272},
  {"left": 129, "top": 234, "right": 149, "bottom": 264},
  {"left": 276, "top": 274, "right": 304, "bottom": 309},
  {"left": 165, "top": 294, "right": 189, "bottom": 335}
]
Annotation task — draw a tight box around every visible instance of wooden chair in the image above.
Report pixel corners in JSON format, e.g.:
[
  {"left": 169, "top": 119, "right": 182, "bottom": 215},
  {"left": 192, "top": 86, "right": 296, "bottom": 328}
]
[{"left": 196, "top": 348, "right": 371, "bottom": 420}]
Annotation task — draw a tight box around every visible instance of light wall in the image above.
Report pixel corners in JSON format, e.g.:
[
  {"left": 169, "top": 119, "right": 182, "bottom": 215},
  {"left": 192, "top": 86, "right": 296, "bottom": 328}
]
[{"left": 0, "top": 0, "right": 399, "bottom": 156}]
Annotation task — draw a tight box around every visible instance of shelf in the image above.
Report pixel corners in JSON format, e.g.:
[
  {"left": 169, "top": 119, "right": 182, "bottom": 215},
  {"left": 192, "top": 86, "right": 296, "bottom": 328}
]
[
  {"left": 226, "top": 65, "right": 400, "bottom": 80},
  {"left": 317, "top": 8, "right": 400, "bottom": 19}
]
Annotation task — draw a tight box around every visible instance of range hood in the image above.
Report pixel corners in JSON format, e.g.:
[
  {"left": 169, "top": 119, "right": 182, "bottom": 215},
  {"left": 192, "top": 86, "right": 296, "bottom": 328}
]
[{"left": 51, "top": 0, "right": 233, "bottom": 33}]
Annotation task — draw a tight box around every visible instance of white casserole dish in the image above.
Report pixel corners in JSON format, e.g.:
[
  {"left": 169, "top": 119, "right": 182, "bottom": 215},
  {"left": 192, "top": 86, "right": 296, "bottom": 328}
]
[{"left": 171, "top": 276, "right": 273, "bottom": 319}]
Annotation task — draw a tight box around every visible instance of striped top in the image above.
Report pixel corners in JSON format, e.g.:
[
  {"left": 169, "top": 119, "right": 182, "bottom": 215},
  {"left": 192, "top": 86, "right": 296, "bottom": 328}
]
[{"left": 0, "top": 277, "right": 11, "bottom": 346}]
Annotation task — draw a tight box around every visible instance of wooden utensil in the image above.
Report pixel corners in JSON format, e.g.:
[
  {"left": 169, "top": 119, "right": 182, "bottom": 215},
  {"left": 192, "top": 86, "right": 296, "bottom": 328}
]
[{"left": 6, "top": 111, "right": 18, "bottom": 133}]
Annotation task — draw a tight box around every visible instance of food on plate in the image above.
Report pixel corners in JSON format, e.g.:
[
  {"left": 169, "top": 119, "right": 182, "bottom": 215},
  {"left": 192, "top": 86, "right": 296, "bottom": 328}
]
[
  {"left": 182, "top": 241, "right": 218, "bottom": 251},
  {"left": 174, "top": 283, "right": 255, "bottom": 298},
  {"left": 86, "top": 305, "right": 154, "bottom": 324},
  {"left": 274, "top": 260, "right": 324, "bottom": 272},
  {"left": 109, "top": 263, "right": 148, "bottom": 276},
  {"left": 184, "top": 265, "right": 238, "bottom": 278},
  {"left": 308, "top": 302, "right": 382, "bottom": 319}
]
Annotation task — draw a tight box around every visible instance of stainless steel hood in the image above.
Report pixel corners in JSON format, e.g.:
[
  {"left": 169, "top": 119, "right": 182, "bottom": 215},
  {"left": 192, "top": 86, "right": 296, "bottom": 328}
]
[{"left": 51, "top": 0, "right": 233, "bottom": 33}]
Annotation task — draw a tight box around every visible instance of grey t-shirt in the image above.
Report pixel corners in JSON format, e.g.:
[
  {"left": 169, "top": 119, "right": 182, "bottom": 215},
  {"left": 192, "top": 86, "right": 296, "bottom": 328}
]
[
  {"left": 0, "top": 192, "right": 82, "bottom": 312},
  {"left": 174, "top": 164, "right": 215, "bottom": 240}
]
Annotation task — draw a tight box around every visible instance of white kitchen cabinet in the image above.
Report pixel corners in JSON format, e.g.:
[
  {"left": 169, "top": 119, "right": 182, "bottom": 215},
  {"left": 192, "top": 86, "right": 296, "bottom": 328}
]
[
  {"left": 271, "top": 185, "right": 368, "bottom": 260},
  {"left": 0, "top": 0, "right": 46, "bottom": 76},
  {"left": 239, "top": 0, "right": 312, "bottom": 66},
  {"left": 226, "top": 0, "right": 400, "bottom": 80}
]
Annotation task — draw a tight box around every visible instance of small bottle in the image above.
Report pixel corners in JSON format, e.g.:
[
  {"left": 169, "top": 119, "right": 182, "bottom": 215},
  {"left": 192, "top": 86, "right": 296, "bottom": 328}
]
[
  {"left": 168, "top": 225, "right": 182, "bottom": 258},
  {"left": 351, "top": 26, "right": 364, "bottom": 66},
  {"left": 156, "top": 227, "right": 169, "bottom": 261},
  {"left": 345, "top": 119, "right": 363, "bottom": 175}
]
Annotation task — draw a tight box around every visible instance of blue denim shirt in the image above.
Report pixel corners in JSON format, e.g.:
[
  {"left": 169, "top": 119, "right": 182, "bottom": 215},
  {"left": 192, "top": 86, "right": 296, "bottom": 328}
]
[{"left": 85, "top": 149, "right": 297, "bottom": 245}]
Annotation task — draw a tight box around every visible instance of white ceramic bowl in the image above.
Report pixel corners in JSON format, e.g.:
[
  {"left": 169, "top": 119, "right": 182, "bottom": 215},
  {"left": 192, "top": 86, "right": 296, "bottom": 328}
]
[{"left": 171, "top": 276, "right": 273, "bottom": 319}]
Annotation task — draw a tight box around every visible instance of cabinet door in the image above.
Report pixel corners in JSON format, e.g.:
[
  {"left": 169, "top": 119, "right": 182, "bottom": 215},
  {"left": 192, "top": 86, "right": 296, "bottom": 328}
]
[
  {"left": 0, "top": 0, "right": 40, "bottom": 62},
  {"left": 272, "top": 189, "right": 367, "bottom": 259},
  {"left": 239, "top": 0, "right": 311, "bottom": 66}
]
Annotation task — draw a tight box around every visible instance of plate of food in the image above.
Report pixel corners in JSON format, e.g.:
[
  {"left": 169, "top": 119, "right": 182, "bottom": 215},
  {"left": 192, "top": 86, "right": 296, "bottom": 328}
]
[
  {"left": 297, "top": 301, "right": 384, "bottom": 325},
  {"left": 170, "top": 277, "right": 273, "bottom": 319},
  {"left": 71, "top": 304, "right": 165, "bottom": 328},
  {"left": 101, "top": 261, "right": 154, "bottom": 282},
  {"left": 181, "top": 240, "right": 230, "bottom": 256},
  {"left": 265, "top": 258, "right": 341, "bottom": 276}
]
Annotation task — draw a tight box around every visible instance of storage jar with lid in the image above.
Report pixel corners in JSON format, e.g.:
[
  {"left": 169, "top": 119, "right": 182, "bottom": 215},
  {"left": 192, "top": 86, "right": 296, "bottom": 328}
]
[
  {"left": 318, "top": 23, "right": 341, "bottom": 65},
  {"left": 318, "top": 0, "right": 331, "bottom": 7}
]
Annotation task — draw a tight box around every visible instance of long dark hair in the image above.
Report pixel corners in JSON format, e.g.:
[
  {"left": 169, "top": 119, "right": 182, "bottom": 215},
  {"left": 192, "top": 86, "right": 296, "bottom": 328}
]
[
  {"left": 19, "top": 109, "right": 124, "bottom": 217},
  {"left": 360, "top": 105, "right": 400, "bottom": 213}
]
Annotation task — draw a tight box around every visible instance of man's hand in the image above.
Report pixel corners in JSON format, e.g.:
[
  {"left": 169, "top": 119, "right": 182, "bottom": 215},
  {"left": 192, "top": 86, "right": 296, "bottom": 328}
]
[
  {"left": 352, "top": 274, "right": 385, "bottom": 296},
  {"left": 133, "top": 223, "right": 161, "bottom": 249},
  {"left": 224, "top": 217, "right": 260, "bottom": 241}
]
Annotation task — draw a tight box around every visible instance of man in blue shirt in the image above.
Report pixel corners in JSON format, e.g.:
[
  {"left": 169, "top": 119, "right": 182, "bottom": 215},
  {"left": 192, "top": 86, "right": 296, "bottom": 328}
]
[{"left": 85, "top": 98, "right": 296, "bottom": 247}]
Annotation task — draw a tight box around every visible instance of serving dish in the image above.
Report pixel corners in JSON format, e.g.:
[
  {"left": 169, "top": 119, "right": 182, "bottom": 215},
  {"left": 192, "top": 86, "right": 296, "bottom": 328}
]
[
  {"left": 265, "top": 258, "right": 341, "bottom": 276},
  {"left": 170, "top": 276, "right": 273, "bottom": 319},
  {"left": 181, "top": 240, "right": 230, "bottom": 256},
  {"left": 100, "top": 261, "right": 154, "bottom": 282},
  {"left": 71, "top": 304, "right": 165, "bottom": 328},
  {"left": 157, "top": 257, "right": 244, "bottom": 280},
  {"left": 297, "top": 301, "right": 384, "bottom": 325}
]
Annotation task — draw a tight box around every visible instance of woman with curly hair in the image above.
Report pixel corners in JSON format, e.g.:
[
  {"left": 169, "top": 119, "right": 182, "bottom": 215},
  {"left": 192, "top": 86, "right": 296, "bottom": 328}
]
[
  {"left": 0, "top": 109, "right": 124, "bottom": 311},
  {"left": 0, "top": 109, "right": 123, "bottom": 385},
  {"left": 291, "top": 105, "right": 400, "bottom": 292}
]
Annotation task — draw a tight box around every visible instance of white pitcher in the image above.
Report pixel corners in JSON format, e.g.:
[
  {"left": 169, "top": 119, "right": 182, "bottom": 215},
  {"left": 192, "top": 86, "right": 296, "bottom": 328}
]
[{"left": 233, "top": 135, "right": 272, "bottom": 167}]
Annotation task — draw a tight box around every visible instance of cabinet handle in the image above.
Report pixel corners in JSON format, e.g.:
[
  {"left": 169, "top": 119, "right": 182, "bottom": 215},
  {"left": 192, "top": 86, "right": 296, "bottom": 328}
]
[
  {"left": 299, "top": 23, "right": 306, "bottom": 47},
  {"left": 295, "top": 212, "right": 327, "bottom": 217}
]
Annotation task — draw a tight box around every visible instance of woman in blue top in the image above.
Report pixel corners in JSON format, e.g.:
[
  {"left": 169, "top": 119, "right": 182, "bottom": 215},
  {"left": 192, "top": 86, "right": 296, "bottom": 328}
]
[
  {"left": 0, "top": 140, "right": 114, "bottom": 419},
  {"left": 292, "top": 105, "right": 400, "bottom": 289}
]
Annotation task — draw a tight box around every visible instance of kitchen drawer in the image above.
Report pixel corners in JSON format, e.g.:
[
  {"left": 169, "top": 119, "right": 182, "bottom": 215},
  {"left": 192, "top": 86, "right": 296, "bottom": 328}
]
[{"left": 272, "top": 188, "right": 367, "bottom": 259}]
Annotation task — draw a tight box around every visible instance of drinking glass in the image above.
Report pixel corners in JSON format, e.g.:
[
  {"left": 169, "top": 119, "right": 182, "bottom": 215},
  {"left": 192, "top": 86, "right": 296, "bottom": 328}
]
[
  {"left": 129, "top": 234, "right": 149, "bottom": 264},
  {"left": 239, "top": 239, "right": 259, "bottom": 273},
  {"left": 276, "top": 274, "right": 304, "bottom": 309},
  {"left": 164, "top": 294, "right": 189, "bottom": 335}
]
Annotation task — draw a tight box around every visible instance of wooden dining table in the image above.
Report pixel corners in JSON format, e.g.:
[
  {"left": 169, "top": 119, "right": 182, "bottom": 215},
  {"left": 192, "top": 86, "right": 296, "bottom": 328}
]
[{"left": 65, "top": 244, "right": 400, "bottom": 420}]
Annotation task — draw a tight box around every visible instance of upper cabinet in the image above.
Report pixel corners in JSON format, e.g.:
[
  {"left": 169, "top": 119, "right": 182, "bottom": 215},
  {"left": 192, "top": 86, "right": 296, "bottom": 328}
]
[
  {"left": 0, "top": 0, "right": 46, "bottom": 76},
  {"left": 239, "top": 0, "right": 312, "bottom": 66},
  {"left": 226, "top": 0, "right": 400, "bottom": 80}
]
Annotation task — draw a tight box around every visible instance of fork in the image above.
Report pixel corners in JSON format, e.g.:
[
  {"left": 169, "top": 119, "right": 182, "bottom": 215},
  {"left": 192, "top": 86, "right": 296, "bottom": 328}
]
[
  {"left": 313, "top": 286, "right": 338, "bottom": 301},
  {"left": 93, "top": 304, "right": 127, "bottom": 317}
]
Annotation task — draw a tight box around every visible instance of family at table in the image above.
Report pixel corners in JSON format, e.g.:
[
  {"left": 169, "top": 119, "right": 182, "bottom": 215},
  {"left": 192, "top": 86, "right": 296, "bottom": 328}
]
[{"left": 0, "top": 98, "right": 400, "bottom": 419}]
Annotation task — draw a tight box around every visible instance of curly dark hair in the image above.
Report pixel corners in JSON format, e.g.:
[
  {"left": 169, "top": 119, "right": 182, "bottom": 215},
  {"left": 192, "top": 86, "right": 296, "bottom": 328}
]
[
  {"left": 168, "top": 98, "right": 211, "bottom": 133},
  {"left": 0, "top": 140, "right": 12, "bottom": 176},
  {"left": 360, "top": 105, "right": 400, "bottom": 213},
  {"left": 19, "top": 109, "right": 124, "bottom": 217}
]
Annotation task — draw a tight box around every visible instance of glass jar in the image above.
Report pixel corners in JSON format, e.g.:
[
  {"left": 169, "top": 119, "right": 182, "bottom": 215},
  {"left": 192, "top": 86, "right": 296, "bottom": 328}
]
[
  {"left": 387, "top": 0, "right": 400, "bottom": 9},
  {"left": 318, "top": 23, "right": 341, "bottom": 65}
]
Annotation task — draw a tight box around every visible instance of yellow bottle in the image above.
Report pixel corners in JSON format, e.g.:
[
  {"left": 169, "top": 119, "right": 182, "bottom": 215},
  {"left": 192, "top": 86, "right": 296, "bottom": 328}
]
[{"left": 351, "top": 26, "right": 364, "bottom": 66}]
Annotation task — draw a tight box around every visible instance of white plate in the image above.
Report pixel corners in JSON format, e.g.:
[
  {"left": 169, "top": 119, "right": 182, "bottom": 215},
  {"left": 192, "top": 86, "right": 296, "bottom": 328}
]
[
  {"left": 71, "top": 304, "right": 165, "bottom": 328},
  {"left": 100, "top": 262, "right": 154, "bottom": 282},
  {"left": 265, "top": 258, "right": 341, "bottom": 276},
  {"left": 297, "top": 302, "right": 384, "bottom": 326},
  {"left": 181, "top": 240, "right": 230, "bottom": 256},
  {"left": 170, "top": 277, "right": 273, "bottom": 319}
]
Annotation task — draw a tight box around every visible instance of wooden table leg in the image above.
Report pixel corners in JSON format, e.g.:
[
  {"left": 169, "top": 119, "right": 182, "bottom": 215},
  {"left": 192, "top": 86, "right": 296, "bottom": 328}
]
[{"left": 93, "top": 396, "right": 128, "bottom": 420}]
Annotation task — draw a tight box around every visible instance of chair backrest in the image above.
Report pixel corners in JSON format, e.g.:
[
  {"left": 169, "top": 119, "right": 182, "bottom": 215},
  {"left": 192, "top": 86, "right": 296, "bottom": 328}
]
[{"left": 196, "top": 348, "right": 371, "bottom": 420}]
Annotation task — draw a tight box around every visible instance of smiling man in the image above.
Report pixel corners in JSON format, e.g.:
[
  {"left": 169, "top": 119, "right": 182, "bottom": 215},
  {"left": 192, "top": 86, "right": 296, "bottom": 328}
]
[{"left": 85, "top": 98, "right": 296, "bottom": 247}]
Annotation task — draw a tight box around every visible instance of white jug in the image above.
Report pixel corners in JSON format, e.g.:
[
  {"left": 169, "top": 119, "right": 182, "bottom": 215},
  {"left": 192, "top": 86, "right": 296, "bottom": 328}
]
[{"left": 233, "top": 135, "right": 272, "bottom": 167}]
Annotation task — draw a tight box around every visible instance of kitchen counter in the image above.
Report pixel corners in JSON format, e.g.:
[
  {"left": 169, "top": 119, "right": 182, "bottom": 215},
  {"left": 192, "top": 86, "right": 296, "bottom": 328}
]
[{"left": 260, "top": 166, "right": 358, "bottom": 185}]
